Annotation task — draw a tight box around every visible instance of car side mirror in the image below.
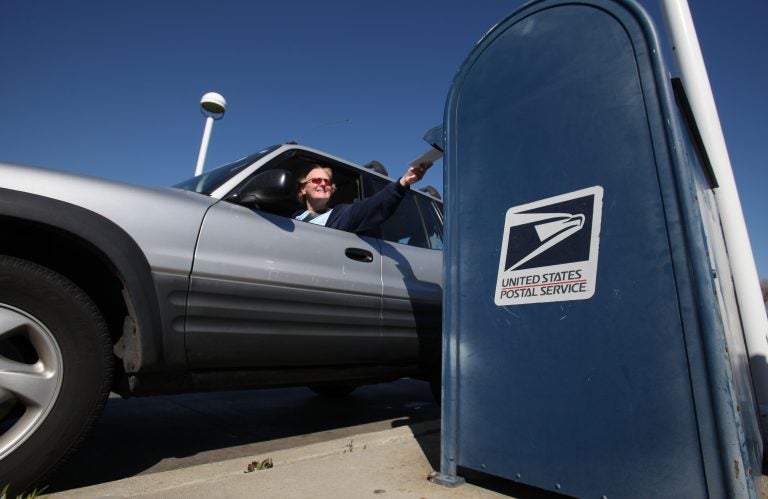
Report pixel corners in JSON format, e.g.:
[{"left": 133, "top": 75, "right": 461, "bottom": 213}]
[{"left": 227, "top": 169, "right": 297, "bottom": 208}]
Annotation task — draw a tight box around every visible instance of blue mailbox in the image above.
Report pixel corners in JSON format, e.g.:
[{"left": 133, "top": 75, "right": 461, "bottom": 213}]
[{"left": 437, "top": 0, "right": 762, "bottom": 497}]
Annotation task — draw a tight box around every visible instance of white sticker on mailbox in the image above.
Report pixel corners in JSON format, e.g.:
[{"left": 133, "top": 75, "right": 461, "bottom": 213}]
[{"left": 494, "top": 186, "right": 603, "bottom": 306}]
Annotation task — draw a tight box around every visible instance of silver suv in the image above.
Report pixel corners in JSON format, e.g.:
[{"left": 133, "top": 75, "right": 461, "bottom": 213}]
[{"left": 0, "top": 142, "right": 443, "bottom": 493}]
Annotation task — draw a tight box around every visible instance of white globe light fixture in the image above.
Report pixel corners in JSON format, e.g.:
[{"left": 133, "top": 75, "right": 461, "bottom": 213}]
[{"left": 194, "top": 92, "right": 227, "bottom": 176}]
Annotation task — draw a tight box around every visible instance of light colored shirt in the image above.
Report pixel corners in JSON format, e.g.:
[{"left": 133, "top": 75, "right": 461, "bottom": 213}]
[{"left": 295, "top": 209, "right": 333, "bottom": 226}]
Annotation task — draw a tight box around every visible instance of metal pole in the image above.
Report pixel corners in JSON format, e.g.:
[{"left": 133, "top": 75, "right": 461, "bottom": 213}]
[
  {"left": 194, "top": 115, "right": 214, "bottom": 177},
  {"left": 659, "top": 0, "right": 768, "bottom": 429}
]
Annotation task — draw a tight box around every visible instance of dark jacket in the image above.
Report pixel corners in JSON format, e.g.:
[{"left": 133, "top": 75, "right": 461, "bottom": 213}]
[{"left": 294, "top": 181, "right": 408, "bottom": 237}]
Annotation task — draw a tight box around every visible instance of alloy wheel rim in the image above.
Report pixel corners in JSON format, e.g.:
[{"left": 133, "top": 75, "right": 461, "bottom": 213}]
[{"left": 0, "top": 303, "right": 64, "bottom": 460}]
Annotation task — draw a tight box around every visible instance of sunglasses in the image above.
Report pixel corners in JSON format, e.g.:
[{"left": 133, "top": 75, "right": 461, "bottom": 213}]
[{"left": 305, "top": 177, "right": 333, "bottom": 187}]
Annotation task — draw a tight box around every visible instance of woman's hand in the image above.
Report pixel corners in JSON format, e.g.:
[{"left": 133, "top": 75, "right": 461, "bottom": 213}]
[{"left": 399, "top": 161, "right": 432, "bottom": 187}]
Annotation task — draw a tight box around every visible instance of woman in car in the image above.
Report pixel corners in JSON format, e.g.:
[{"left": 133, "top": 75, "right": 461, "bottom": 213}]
[{"left": 294, "top": 161, "right": 431, "bottom": 236}]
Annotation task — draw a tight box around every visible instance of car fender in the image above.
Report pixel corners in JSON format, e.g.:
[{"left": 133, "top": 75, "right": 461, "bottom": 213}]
[{"left": 0, "top": 187, "right": 172, "bottom": 372}]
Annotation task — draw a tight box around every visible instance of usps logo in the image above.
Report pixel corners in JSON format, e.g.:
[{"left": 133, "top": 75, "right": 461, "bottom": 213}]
[{"left": 494, "top": 186, "right": 603, "bottom": 306}]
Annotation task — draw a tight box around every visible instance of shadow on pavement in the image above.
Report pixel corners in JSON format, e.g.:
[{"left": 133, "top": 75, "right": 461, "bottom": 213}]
[{"left": 44, "top": 379, "right": 439, "bottom": 493}]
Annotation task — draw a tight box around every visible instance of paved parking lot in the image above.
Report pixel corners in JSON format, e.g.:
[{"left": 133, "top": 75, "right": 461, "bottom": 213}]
[
  {"left": 44, "top": 378, "right": 439, "bottom": 493},
  {"left": 42, "top": 377, "right": 768, "bottom": 497}
]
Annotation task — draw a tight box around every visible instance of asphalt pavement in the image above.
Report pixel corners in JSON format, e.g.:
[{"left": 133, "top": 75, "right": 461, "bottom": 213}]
[
  {"left": 40, "top": 379, "right": 560, "bottom": 498},
  {"left": 37, "top": 378, "right": 768, "bottom": 498},
  {"left": 46, "top": 421, "right": 561, "bottom": 499},
  {"left": 43, "top": 379, "right": 441, "bottom": 492}
]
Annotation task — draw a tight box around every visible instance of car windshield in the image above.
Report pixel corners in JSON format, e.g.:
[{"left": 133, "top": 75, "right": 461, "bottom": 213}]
[{"left": 173, "top": 145, "right": 280, "bottom": 195}]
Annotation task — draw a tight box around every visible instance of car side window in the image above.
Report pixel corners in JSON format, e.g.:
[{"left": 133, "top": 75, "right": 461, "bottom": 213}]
[
  {"left": 229, "top": 152, "right": 362, "bottom": 218},
  {"left": 365, "top": 176, "right": 444, "bottom": 250},
  {"left": 415, "top": 196, "right": 444, "bottom": 250},
  {"left": 379, "top": 191, "right": 431, "bottom": 248}
]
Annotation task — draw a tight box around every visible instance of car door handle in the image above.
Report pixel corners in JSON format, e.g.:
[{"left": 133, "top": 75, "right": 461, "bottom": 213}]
[{"left": 345, "top": 247, "right": 374, "bottom": 263}]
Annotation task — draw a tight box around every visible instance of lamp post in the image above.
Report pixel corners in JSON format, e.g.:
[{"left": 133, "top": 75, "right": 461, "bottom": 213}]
[
  {"left": 194, "top": 92, "right": 226, "bottom": 176},
  {"left": 659, "top": 0, "right": 768, "bottom": 432}
]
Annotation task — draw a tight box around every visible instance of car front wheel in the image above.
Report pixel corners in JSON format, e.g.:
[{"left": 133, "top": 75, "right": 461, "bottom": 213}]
[{"left": 0, "top": 256, "right": 112, "bottom": 495}]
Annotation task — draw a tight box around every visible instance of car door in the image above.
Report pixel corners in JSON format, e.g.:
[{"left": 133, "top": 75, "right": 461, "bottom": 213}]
[
  {"left": 184, "top": 200, "right": 384, "bottom": 369},
  {"left": 376, "top": 186, "right": 443, "bottom": 365}
]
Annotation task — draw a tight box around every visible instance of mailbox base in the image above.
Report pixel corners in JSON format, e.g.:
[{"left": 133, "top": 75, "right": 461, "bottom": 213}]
[{"left": 429, "top": 472, "right": 465, "bottom": 488}]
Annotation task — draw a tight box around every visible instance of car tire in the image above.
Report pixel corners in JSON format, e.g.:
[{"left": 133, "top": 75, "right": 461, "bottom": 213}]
[
  {"left": 309, "top": 384, "right": 358, "bottom": 397},
  {"left": 0, "top": 255, "right": 113, "bottom": 495}
]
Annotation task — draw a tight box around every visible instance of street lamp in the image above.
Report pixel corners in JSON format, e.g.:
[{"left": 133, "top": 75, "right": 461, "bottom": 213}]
[{"left": 194, "top": 92, "right": 227, "bottom": 176}]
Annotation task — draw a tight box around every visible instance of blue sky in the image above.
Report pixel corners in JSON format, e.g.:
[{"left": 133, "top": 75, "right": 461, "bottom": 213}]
[{"left": 1, "top": 1, "right": 766, "bottom": 277}]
